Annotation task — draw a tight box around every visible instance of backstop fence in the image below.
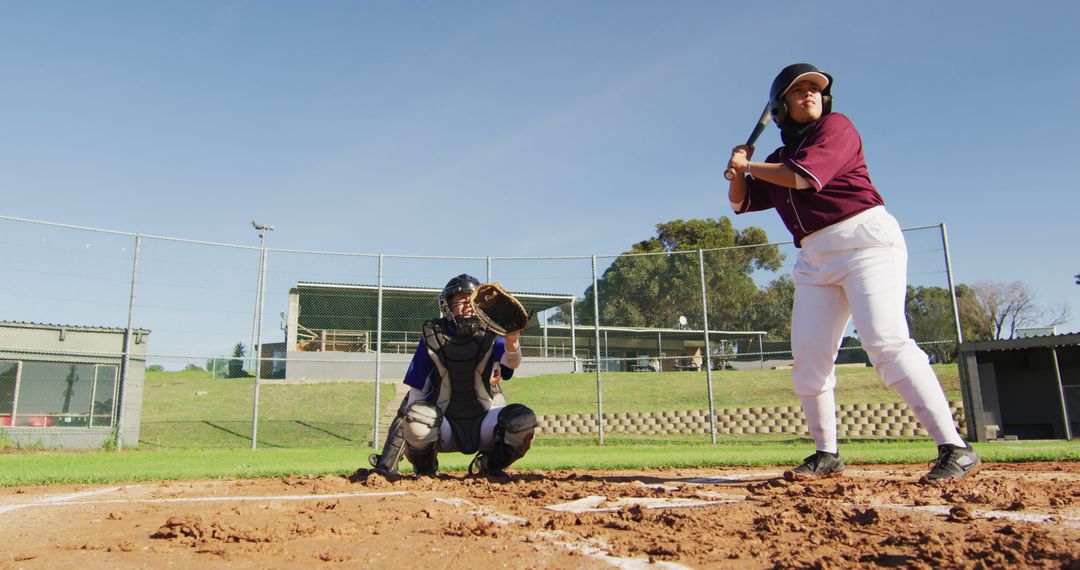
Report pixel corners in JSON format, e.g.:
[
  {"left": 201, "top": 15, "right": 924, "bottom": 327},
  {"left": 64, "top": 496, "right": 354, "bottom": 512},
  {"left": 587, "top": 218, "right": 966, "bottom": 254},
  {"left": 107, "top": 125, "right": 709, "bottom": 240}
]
[{"left": 0, "top": 214, "right": 965, "bottom": 450}]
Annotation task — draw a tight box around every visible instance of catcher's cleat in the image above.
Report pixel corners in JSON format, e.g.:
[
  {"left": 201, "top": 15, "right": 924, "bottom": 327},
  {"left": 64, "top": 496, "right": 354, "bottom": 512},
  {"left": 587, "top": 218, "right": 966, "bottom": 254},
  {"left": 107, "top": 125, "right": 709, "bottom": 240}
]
[
  {"left": 785, "top": 450, "right": 845, "bottom": 480},
  {"left": 925, "top": 443, "right": 979, "bottom": 481},
  {"left": 468, "top": 452, "right": 508, "bottom": 479},
  {"left": 367, "top": 455, "right": 394, "bottom": 478}
]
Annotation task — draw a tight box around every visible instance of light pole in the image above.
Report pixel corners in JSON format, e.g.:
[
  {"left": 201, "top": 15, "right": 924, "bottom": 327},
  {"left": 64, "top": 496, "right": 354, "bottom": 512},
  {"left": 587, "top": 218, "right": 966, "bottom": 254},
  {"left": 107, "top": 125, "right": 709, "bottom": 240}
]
[{"left": 249, "top": 220, "right": 274, "bottom": 450}]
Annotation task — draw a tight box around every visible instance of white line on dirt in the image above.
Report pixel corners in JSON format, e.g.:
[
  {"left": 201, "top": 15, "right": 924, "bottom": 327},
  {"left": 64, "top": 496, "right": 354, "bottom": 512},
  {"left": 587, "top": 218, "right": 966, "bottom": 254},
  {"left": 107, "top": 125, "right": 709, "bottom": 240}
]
[
  {"left": 545, "top": 495, "right": 737, "bottom": 513},
  {"left": 530, "top": 530, "right": 692, "bottom": 570},
  {"left": 435, "top": 497, "right": 529, "bottom": 525},
  {"left": 0, "top": 491, "right": 407, "bottom": 513},
  {"left": 0, "top": 486, "right": 127, "bottom": 513},
  {"left": 434, "top": 496, "right": 695, "bottom": 569},
  {"left": 683, "top": 472, "right": 781, "bottom": 483},
  {"left": 683, "top": 469, "right": 895, "bottom": 484},
  {"left": 867, "top": 502, "right": 1080, "bottom": 528}
]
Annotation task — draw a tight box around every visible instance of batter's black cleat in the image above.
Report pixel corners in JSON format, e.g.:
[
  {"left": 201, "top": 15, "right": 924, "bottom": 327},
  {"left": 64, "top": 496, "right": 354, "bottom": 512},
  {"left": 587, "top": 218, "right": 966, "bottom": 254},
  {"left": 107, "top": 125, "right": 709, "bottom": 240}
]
[
  {"left": 925, "top": 443, "right": 979, "bottom": 481},
  {"left": 785, "top": 450, "right": 845, "bottom": 480}
]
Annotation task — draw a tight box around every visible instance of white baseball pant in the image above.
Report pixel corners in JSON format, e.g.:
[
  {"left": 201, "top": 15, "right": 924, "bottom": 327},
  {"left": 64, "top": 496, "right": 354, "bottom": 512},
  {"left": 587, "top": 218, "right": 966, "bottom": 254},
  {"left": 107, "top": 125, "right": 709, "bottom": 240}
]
[{"left": 790, "top": 206, "right": 964, "bottom": 452}]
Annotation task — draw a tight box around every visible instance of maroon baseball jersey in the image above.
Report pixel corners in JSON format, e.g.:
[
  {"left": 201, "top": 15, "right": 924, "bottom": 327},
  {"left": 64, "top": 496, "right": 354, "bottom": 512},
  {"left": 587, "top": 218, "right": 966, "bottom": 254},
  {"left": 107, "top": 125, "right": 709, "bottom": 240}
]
[{"left": 736, "top": 113, "right": 884, "bottom": 247}]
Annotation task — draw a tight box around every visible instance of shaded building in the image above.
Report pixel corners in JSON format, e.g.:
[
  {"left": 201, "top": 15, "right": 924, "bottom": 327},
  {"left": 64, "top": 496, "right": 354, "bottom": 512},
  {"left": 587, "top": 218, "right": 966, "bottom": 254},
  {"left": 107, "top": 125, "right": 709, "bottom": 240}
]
[{"left": 0, "top": 321, "right": 149, "bottom": 449}]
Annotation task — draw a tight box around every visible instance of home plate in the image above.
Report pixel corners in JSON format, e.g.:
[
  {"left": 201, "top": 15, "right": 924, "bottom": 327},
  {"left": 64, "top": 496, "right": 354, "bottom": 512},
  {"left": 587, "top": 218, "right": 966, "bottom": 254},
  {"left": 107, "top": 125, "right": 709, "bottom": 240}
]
[{"left": 545, "top": 495, "right": 737, "bottom": 513}]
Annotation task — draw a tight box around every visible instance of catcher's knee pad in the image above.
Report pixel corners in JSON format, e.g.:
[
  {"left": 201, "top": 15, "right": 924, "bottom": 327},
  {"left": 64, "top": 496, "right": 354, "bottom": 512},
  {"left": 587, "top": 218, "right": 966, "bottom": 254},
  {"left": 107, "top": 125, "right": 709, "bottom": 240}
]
[
  {"left": 404, "top": 402, "right": 442, "bottom": 475},
  {"left": 497, "top": 404, "right": 538, "bottom": 451},
  {"left": 403, "top": 402, "right": 441, "bottom": 448},
  {"left": 482, "top": 404, "right": 537, "bottom": 473}
]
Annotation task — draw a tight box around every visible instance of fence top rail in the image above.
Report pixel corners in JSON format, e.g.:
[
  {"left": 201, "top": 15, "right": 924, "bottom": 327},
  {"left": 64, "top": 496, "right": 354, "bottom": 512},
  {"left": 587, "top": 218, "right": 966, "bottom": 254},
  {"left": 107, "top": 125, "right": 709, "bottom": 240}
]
[
  {"left": 541, "top": 324, "right": 768, "bottom": 335},
  {"left": 1, "top": 213, "right": 943, "bottom": 260}
]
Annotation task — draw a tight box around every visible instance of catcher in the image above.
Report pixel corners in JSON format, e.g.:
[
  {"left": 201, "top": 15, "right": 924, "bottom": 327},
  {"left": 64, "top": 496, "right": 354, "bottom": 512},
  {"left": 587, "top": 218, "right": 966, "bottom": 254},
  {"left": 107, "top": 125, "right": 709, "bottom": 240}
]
[{"left": 365, "top": 274, "right": 536, "bottom": 478}]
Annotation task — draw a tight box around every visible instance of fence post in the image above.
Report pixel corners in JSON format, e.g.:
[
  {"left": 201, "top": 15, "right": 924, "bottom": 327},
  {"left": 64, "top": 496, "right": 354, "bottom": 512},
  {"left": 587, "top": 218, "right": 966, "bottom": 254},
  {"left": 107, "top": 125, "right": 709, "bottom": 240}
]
[
  {"left": 570, "top": 300, "right": 578, "bottom": 372},
  {"left": 591, "top": 255, "right": 604, "bottom": 445},
  {"left": 486, "top": 256, "right": 492, "bottom": 283},
  {"left": 1050, "top": 347, "right": 1073, "bottom": 440},
  {"left": 698, "top": 249, "right": 717, "bottom": 443},
  {"left": 255, "top": 247, "right": 269, "bottom": 380},
  {"left": 250, "top": 235, "right": 269, "bottom": 450},
  {"left": 117, "top": 233, "right": 142, "bottom": 451},
  {"left": 758, "top": 333, "right": 765, "bottom": 370},
  {"left": 940, "top": 224, "right": 964, "bottom": 346},
  {"left": 940, "top": 223, "right": 975, "bottom": 438},
  {"left": 373, "top": 254, "right": 385, "bottom": 447}
]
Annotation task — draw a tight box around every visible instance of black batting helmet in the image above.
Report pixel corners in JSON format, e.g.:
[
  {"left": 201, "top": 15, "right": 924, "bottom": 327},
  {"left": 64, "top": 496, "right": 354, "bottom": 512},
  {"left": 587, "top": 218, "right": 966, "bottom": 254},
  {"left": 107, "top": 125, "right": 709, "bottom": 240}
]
[{"left": 769, "top": 63, "right": 833, "bottom": 126}]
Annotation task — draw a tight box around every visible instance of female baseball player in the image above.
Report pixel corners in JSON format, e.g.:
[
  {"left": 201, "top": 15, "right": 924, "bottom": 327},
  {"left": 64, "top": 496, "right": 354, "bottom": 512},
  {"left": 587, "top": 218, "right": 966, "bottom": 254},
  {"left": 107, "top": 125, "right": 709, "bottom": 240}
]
[
  {"left": 366, "top": 274, "right": 537, "bottom": 479},
  {"left": 726, "top": 63, "right": 978, "bottom": 480}
]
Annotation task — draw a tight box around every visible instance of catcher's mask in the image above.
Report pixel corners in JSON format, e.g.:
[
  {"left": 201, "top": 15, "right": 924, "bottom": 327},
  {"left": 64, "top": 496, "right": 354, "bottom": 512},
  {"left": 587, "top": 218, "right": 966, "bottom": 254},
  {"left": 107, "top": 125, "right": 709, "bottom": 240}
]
[
  {"left": 769, "top": 63, "right": 833, "bottom": 127},
  {"left": 438, "top": 274, "right": 483, "bottom": 336}
]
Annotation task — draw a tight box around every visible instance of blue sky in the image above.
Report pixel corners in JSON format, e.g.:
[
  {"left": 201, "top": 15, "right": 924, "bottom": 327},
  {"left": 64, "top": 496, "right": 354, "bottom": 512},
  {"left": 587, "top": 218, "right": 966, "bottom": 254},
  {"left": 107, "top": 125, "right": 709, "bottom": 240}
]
[{"left": 1, "top": 1, "right": 1077, "bottom": 342}]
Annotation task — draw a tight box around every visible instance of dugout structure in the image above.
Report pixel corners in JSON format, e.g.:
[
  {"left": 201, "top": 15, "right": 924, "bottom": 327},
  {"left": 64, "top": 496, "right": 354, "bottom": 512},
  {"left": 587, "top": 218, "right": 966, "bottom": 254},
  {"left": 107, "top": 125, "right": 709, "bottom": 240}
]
[
  {"left": 281, "top": 282, "right": 771, "bottom": 381},
  {"left": 959, "top": 332, "right": 1079, "bottom": 442},
  {"left": 283, "top": 282, "right": 575, "bottom": 381},
  {"left": 0, "top": 321, "right": 149, "bottom": 449}
]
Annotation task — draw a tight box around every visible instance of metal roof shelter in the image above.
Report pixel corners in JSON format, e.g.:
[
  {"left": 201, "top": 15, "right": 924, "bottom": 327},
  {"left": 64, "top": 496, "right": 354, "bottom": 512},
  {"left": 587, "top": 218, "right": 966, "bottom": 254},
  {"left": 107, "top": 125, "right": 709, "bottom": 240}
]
[
  {"left": 288, "top": 281, "right": 574, "bottom": 333},
  {"left": 285, "top": 282, "right": 576, "bottom": 354},
  {"left": 959, "top": 332, "right": 1079, "bottom": 442}
]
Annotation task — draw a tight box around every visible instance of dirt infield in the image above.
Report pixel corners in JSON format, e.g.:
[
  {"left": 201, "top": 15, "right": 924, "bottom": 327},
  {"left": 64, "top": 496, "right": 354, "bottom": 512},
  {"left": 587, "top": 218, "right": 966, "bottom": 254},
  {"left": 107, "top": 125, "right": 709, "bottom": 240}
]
[{"left": 1, "top": 463, "right": 1078, "bottom": 569}]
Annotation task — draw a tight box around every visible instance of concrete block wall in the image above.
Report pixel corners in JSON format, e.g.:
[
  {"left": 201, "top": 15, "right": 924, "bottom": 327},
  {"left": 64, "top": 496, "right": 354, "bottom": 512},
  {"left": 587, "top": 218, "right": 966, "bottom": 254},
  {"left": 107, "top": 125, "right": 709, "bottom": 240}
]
[{"left": 536, "top": 401, "right": 966, "bottom": 438}]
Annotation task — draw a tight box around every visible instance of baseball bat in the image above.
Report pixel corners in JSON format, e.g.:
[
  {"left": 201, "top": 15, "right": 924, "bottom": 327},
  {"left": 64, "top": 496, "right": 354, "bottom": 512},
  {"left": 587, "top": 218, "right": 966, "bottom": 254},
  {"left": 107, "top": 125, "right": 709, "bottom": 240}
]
[{"left": 724, "top": 102, "right": 773, "bottom": 180}]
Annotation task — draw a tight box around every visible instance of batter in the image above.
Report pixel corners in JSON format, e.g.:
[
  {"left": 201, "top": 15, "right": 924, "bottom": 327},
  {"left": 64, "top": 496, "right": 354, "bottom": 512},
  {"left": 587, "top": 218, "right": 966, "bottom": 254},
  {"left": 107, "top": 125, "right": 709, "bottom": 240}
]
[{"left": 726, "top": 63, "right": 978, "bottom": 481}]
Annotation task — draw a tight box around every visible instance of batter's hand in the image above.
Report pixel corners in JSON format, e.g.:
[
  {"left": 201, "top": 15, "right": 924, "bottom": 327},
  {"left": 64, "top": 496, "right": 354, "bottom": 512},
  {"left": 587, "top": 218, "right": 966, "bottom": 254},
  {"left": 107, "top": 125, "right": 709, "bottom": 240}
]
[{"left": 728, "top": 145, "right": 754, "bottom": 176}]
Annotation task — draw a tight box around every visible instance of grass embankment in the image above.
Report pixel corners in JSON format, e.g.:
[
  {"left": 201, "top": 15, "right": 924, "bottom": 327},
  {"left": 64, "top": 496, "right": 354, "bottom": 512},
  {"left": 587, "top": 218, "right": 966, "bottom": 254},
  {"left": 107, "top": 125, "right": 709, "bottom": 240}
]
[
  {"left": 137, "top": 365, "right": 963, "bottom": 449},
  {"left": 502, "top": 364, "right": 963, "bottom": 416},
  {"left": 139, "top": 369, "right": 387, "bottom": 449}
]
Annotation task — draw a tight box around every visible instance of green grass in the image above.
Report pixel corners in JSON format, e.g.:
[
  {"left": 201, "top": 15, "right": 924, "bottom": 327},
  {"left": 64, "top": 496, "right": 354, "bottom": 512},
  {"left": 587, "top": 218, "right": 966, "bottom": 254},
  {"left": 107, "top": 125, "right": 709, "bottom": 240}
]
[
  {"left": 0, "top": 439, "right": 1076, "bottom": 487},
  {"left": 500, "top": 364, "right": 963, "bottom": 416},
  {"left": 2, "top": 364, "right": 1065, "bottom": 488},
  {"left": 136, "top": 365, "right": 963, "bottom": 449},
  {"left": 140, "top": 370, "right": 395, "bottom": 449}
]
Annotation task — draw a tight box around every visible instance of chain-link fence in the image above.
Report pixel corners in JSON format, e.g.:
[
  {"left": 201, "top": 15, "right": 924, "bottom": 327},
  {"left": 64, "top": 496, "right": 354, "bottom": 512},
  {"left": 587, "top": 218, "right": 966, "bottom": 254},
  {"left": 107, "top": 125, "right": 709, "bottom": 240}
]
[{"left": 0, "top": 214, "right": 965, "bottom": 450}]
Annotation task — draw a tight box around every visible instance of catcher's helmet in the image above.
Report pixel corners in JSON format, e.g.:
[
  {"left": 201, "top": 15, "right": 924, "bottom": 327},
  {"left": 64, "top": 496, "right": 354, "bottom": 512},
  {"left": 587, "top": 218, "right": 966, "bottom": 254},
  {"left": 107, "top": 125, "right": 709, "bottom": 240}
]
[
  {"left": 769, "top": 63, "right": 833, "bottom": 126},
  {"left": 438, "top": 274, "right": 483, "bottom": 335}
]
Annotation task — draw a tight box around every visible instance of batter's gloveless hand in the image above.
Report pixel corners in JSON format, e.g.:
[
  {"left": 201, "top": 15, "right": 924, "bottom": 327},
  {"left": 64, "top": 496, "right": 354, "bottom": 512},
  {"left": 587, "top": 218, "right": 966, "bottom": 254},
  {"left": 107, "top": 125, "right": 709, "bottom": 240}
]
[{"left": 728, "top": 145, "right": 754, "bottom": 176}]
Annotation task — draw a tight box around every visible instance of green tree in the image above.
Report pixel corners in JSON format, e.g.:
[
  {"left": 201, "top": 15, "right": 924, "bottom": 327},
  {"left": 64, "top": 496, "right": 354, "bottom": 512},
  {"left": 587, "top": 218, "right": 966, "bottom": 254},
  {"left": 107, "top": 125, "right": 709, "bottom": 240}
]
[
  {"left": 904, "top": 284, "right": 992, "bottom": 363},
  {"left": 559, "top": 218, "right": 785, "bottom": 335},
  {"left": 228, "top": 343, "right": 247, "bottom": 378},
  {"left": 746, "top": 275, "right": 795, "bottom": 339}
]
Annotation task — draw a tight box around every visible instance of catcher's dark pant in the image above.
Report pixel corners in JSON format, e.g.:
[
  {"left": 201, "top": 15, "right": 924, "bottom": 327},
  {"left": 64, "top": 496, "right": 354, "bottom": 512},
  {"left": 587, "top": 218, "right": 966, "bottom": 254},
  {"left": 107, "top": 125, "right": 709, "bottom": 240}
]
[{"left": 403, "top": 401, "right": 536, "bottom": 473}]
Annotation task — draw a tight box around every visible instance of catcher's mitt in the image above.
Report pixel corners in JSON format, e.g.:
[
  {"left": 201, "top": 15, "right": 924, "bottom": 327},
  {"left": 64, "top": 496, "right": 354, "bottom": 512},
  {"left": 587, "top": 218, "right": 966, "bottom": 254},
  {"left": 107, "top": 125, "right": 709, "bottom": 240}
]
[{"left": 469, "top": 282, "right": 530, "bottom": 336}]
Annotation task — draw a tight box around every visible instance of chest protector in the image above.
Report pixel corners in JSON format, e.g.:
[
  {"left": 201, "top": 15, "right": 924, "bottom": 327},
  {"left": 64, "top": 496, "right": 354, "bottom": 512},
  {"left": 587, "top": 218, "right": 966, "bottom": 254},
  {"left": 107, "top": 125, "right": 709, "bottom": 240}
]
[
  {"left": 423, "top": 319, "right": 497, "bottom": 449},
  {"left": 421, "top": 319, "right": 496, "bottom": 453}
]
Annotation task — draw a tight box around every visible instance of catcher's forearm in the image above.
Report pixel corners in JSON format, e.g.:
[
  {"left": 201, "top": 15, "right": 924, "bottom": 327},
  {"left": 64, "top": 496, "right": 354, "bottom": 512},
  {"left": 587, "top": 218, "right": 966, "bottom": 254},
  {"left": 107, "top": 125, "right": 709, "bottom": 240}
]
[{"left": 501, "top": 348, "right": 522, "bottom": 369}]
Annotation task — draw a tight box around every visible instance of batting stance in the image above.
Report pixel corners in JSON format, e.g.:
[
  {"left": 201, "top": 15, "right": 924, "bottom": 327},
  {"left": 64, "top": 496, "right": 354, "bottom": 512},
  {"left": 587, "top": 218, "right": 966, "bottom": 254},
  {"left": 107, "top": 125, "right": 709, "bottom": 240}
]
[
  {"left": 726, "top": 63, "right": 979, "bottom": 481},
  {"left": 368, "top": 274, "right": 537, "bottom": 478}
]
